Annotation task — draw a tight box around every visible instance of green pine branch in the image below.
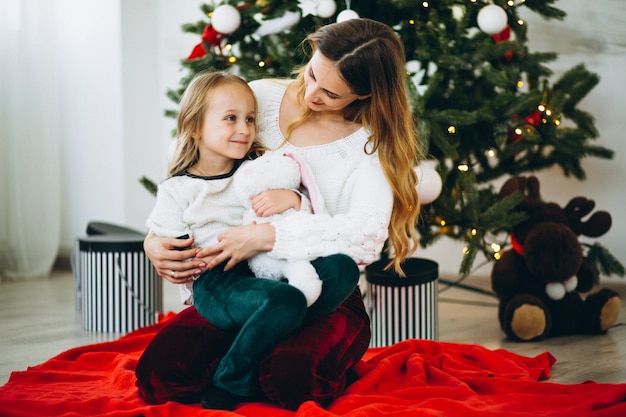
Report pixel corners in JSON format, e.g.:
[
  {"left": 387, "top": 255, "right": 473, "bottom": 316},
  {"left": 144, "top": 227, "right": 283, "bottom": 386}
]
[
  {"left": 584, "top": 242, "right": 626, "bottom": 283},
  {"left": 139, "top": 176, "right": 158, "bottom": 197}
]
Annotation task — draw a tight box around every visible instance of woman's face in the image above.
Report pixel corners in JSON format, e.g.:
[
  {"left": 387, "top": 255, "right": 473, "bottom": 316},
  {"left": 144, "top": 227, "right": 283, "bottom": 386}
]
[{"left": 303, "top": 51, "right": 369, "bottom": 113}]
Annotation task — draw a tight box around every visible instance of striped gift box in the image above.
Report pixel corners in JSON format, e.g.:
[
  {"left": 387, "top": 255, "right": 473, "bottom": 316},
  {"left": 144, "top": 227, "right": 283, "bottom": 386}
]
[
  {"left": 75, "top": 234, "right": 162, "bottom": 333},
  {"left": 365, "top": 258, "right": 438, "bottom": 347}
]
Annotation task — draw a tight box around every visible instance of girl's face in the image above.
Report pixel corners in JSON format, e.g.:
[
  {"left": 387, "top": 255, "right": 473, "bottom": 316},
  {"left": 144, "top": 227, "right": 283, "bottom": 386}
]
[
  {"left": 303, "top": 51, "right": 370, "bottom": 113},
  {"left": 195, "top": 83, "right": 256, "bottom": 169}
]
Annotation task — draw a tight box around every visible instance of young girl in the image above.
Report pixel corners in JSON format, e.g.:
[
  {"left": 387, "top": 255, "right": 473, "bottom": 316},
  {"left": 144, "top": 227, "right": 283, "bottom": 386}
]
[
  {"left": 147, "top": 71, "right": 301, "bottom": 304},
  {"left": 146, "top": 71, "right": 349, "bottom": 409}
]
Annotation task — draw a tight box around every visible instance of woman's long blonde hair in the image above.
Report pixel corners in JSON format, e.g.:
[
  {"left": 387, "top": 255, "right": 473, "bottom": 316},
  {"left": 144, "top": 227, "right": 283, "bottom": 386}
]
[
  {"left": 290, "top": 18, "right": 423, "bottom": 274},
  {"left": 168, "top": 71, "right": 264, "bottom": 177}
]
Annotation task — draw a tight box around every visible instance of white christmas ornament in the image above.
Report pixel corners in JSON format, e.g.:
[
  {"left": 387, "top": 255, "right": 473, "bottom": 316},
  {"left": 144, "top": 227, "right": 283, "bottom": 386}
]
[
  {"left": 414, "top": 161, "right": 443, "bottom": 205},
  {"left": 337, "top": 9, "right": 359, "bottom": 22},
  {"left": 317, "top": 0, "right": 337, "bottom": 18},
  {"left": 476, "top": 4, "right": 508, "bottom": 35},
  {"left": 212, "top": 4, "right": 241, "bottom": 35}
]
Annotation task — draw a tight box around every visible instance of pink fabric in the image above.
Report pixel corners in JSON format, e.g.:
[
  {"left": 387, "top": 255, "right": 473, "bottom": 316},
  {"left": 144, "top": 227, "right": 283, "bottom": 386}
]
[{"left": 283, "top": 151, "right": 326, "bottom": 214}]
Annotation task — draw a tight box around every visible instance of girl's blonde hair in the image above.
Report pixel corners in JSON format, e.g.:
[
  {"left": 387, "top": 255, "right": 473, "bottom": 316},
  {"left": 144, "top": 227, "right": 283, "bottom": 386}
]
[
  {"left": 290, "top": 18, "right": 423, "bottom": 274},
  {"left": 168, "top": 71, "right": 264, "bottom": 177}
]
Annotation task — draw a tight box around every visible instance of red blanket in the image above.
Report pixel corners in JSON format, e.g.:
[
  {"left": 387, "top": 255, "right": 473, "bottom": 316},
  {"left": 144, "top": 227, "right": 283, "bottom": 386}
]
[{"left": 1, "top": 313, "right": 625, "bottom": 417}]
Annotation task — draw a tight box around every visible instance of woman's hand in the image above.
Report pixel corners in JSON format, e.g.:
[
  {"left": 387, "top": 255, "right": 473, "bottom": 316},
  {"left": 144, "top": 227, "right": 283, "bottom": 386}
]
[
  {"left": 143, "top": 232, "right": 206, "bottom": 284},
  {"left": 196, "top": 223, "right": 275, "bottom": 271},
  {"left": 251, "top": 189, "right": 301, "bottom": 217}
]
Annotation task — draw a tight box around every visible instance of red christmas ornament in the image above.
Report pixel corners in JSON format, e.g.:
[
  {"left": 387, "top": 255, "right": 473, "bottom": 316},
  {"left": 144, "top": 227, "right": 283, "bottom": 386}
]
[
  {"left": 524, "top": 111, "right": 541, "bottom": 127},
  {"left": 508, "top": 129, "right": 523, "bottom": 144},
  {"left": 508, "top": 111, "right": 541, "bottom": 144}
]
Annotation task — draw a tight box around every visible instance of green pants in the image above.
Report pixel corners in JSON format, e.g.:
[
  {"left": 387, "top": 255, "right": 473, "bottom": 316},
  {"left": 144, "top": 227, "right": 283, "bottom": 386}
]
[{"left": 192, "top": 254, "right": 360, "bottom": 397}]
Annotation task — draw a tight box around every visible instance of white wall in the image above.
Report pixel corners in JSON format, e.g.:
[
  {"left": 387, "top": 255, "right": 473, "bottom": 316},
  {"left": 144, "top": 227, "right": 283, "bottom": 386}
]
[
  {"left": 58, "top": 0, "right": 199, "bottom": 248},
  {"left": 58, "top": 1, "right": 626, "bottom": 281},
  {"left": 58, "top": 0, "right": 125, "bottom": 244}
]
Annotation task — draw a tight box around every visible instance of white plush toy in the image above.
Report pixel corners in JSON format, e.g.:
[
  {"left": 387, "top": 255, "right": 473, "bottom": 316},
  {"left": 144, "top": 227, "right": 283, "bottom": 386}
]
[{"left": 233, "top": 150, "right": 325, "bottom": 307}]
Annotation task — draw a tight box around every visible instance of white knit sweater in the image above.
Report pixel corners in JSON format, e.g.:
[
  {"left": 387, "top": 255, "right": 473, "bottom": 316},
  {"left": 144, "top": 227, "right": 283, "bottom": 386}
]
[
  {"left": 250, "top": 79, "right": 393, "bottom": 266},
  {"left": 146, "top": 168, "right": 243, "bottom": 248}
]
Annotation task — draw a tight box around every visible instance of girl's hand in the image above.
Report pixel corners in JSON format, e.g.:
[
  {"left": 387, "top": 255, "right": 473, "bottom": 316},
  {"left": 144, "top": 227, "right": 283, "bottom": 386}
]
[
  {"left": 196, "top": 223, "right": 275, "bottom": 271},
  {"left": 143, "top": 232, "right": 206, "bottom": 283},
  {"left": 251, "top": 189, "right": 301, "bottom": 217}
]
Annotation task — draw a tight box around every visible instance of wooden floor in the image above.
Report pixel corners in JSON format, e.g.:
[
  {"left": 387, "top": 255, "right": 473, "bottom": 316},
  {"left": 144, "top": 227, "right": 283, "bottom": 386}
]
[{"left": 1, "top": 266, "right": 625, "bottom": 387}]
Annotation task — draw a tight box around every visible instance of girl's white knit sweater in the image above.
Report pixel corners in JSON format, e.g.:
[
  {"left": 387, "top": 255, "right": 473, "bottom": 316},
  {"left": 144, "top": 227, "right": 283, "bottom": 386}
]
[{"left": 147, "top": 164, "right": 245, "bottom": 304}]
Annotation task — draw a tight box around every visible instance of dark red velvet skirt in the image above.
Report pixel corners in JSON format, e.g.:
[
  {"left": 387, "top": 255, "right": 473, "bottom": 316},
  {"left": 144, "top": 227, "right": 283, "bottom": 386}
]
[{"left": 135, "top": 287, "right": 371, "bottom": 410}]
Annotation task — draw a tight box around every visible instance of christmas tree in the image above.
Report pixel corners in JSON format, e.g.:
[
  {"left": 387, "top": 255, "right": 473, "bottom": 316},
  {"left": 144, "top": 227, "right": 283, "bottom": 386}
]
[{"left": 154, "top": 0, "right": 622, "bottom": 278}]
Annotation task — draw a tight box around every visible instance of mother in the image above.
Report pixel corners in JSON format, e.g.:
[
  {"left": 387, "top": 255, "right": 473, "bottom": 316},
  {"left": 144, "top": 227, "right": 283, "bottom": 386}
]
[{"left": 136, "top": 18, "right": 421, "bottom": 410}]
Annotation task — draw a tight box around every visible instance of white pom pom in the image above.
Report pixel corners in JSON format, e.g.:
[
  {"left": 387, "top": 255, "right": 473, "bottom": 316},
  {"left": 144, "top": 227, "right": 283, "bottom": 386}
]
[
  {"left": 212, "top": 4, "right": 241, "bottom": 35},
  {"left": 564, "top": 276, "right": 578, "bottom": 292},
  {"left": 546, "top": 282, "right": 566, "bottom": 300},
  {"left": 337, "top": 9, "right": 359, "bottom": 22},
  {"left": 477, "top": 4, "right": 508, "bottom": 35},
  {"left": 414, "top": 161, "right": 443, "bottom": 205}
]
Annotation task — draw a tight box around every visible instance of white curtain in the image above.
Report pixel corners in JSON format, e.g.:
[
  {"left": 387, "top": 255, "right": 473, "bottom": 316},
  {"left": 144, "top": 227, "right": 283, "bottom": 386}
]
[{"left": 0, "top": 0, "right": 61, "bottom": 280}]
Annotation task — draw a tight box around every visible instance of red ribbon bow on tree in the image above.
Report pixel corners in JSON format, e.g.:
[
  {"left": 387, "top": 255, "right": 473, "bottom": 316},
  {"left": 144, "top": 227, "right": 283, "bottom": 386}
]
[
  {"left": 187, "top": 25, "right": 224, "bottom": 60},
  {"left": 493, "top": 26, "right": 513, "bottom": 62}
]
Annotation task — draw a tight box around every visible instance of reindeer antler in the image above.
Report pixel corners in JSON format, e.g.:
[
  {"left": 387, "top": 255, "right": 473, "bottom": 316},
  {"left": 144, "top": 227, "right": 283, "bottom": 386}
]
[
  {"left": 498, "top": 176, "right": 540, "bottom": 206},
  {"left": 564, "top": 197, "right": 612, "bottom": 237}
]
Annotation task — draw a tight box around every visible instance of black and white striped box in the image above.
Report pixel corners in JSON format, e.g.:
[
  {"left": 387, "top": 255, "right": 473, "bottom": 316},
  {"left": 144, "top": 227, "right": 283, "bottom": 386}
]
[{"left": 365, "top": 258, "right": 438, "bottom": 347}]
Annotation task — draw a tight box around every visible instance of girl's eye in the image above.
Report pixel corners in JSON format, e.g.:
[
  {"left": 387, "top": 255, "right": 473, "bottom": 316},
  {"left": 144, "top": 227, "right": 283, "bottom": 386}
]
[
  {"left": 246, "top": 116, "right": 255, "bottom": 124},
  {"left": 225, "top": 115, "right": 236, "bottom": 121},
  {"left": 308, "top": 67, "right": 315, "bottom": 80}
]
